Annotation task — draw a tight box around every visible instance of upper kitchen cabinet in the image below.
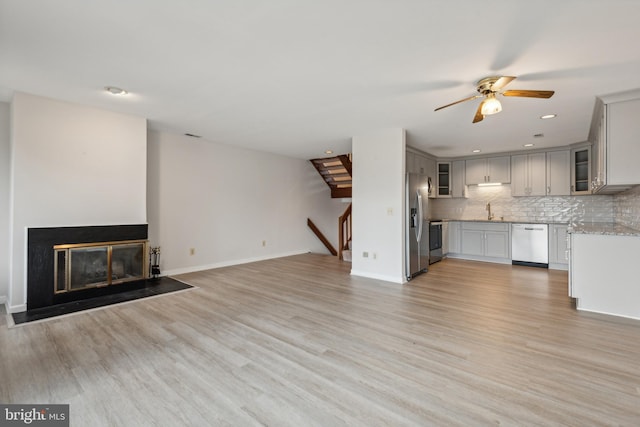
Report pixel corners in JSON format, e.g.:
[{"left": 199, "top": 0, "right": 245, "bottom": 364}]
[
  {"left": 570, "top": 145, "right": 591, "bottom": 195},
  {"left": 436, "top": 162, "right": 451, "bottom": 197},
  {"left": 436, "top": 160, "right": 467, "bottom": 198},
  {"left": 406, "top": 149, "right": 436, "bottom": 197},
  {"left": 591, "top": 94, "right": 640, "bottom": 194},
  {"left": 451, "top": 160, "right": 467, "bottom": 198},
  {"left": 465, "top": 156, "right": 510, "bottom": 185},
  {"left": 511, "top": 153, "right": 546, "bottom": 196},
  {"left": 423, "top": 156, "right": 437, "bottom": 198},
  {"left": 546, "top": 150, "right": 570, "bottom": 196}
]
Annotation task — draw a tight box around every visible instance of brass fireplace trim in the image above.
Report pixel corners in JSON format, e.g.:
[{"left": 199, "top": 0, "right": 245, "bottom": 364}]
[{"left": 54, "top": 239, "right": 148, "bottom": 294}]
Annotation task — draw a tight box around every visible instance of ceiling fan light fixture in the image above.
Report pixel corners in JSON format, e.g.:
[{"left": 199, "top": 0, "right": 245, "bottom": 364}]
[{"left": 480, "top": 95, "right": 502, "bottom": 116}]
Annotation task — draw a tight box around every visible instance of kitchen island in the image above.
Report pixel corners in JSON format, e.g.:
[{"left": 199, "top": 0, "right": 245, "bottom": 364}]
[{"left": 569, "top": 223, "right": 640, "bottom": 320}]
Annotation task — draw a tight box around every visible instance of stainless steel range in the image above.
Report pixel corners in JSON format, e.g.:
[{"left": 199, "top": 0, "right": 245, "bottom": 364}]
[{"left": 428, "top": 220, "right": 443, "bottom": 264}]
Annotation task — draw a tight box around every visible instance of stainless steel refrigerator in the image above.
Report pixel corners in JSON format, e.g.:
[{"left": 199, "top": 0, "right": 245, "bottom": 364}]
[{"left": 406, "top": 173, "right": 430, "bottom": 280}]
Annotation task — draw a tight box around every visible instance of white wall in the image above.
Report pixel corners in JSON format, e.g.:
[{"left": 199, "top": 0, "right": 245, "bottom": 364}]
[
  {"left": 0, "top": 102, "right": 10, "bottom": 304},
  {"left": 8, "top": 93, "right": 147, "bottom": 312},
  {"left": 146, "top": 130, "right": 345, "bottom": 275},
  {"left": 351, "top": 128, "right": 406, "bottom": 283}
]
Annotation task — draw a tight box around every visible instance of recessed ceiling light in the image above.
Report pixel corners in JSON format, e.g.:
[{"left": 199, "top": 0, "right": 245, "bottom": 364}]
[
  {"left": 524, "top": 143, "right": 535, "bottom": 147},
  {"left": 105, "top": 86, "right": 128, "bottom": 96},
  {"left": 472, "top": 149, "right": 481, "bottom": 153},
  {"left": 540, "top": 114, "right": 557, "bottom": 119},
  {"left": 325, "top": 150, "right": 333, "bottom": 154}
]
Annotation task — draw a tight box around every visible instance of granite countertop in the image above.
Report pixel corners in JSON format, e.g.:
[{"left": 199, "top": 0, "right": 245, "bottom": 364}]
[
  {"left": 437, "top": 219, "right": 640, "bottom": 235},
  {"left": 568, "top": 222, "right": 640, "bottom": 236},
  {"left": 437, "top": 219, "right": 569, "bottom": 225}
]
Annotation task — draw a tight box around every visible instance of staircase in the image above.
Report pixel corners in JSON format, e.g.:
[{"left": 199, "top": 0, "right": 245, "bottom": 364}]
[
  {"left": 310, "top": 154, "right": 352, "bottom": 198},
  {"left": 308, "top": 154, "right": 353, "bottom": 261}
]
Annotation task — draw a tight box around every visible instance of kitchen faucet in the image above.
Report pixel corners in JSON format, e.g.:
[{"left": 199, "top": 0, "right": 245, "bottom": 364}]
[{"left": 486, "top": 202, "right": 494, "bottom": 220}]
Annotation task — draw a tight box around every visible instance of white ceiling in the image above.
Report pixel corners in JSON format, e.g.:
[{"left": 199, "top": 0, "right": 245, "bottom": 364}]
[{"left": 2, "top": 1, "right": 640, "bottom": 159}]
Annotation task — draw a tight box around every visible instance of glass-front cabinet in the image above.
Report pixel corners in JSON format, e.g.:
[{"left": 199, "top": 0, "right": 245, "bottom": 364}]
[
  {"left": 570, "top": 145, "right": 591, "bottom": 195},
  {"left": 437, "top": 162, "right": 451, "bottom": 197}
]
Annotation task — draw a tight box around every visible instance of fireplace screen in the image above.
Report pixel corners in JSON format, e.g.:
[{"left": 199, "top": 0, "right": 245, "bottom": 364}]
[{"left": 54, "top": 240, "right": 147, "bottom": 293}]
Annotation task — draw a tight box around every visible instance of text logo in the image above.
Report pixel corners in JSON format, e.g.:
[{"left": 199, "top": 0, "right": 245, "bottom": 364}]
[{"left": 0, "top": 405, "right": 69, "bottom": 426}]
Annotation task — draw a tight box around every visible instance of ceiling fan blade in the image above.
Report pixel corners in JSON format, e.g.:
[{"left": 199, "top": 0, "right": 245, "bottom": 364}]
[
  {"left": 434, "top": 95, "right": 482, "bottom": 111},
  {"left": 491, "top": 76, "right": 516, "bottom": 91},
  {"left": 502, "top": 89, "right": 554, "bottom": 98},
  {"left": 472, "top": 102, "right": 484, "bottom": 123}
]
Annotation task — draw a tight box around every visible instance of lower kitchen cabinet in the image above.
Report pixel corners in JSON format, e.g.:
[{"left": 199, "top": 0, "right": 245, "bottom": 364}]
[
  {"left": 548, "top": 224, "right": 569, "bottom": 270},
  {"left": 447, "top": 221, "right": 461, "bottom": 254},
  {"left": 442, "top": 222, "right": 449, "bottom": 255},
  {"left": 450, "top": 222, "right": 510, "bottom": 263}
]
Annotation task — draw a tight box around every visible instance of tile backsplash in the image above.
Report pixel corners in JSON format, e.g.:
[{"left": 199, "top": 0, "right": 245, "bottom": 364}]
[
  {"left": 430, "top": 185, "right": 615, "bottom": 224},
  {"left": 614, "top": 185, "right": 640, "bottom": 230}
]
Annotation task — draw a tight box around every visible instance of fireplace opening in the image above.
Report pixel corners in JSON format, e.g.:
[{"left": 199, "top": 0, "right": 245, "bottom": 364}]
[{"left": 54, "top": 240, "right": 148, "bottom": 293}]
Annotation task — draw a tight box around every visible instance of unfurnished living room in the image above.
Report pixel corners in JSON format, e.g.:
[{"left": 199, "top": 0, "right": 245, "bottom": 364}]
[{"left": 1, "top": 1, "right": 640, "bottom": 426}]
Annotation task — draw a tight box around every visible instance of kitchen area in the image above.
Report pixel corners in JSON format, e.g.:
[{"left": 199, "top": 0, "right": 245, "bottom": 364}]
[{"left": 406, "top": 90, "right": 640, "bottom": 321}]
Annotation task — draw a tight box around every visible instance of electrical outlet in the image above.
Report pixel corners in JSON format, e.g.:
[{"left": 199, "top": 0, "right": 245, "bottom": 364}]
[
  {"left": 363, "top": 251, "right": 369, "bottom": 258},
  {"left": 189, "top": 248, "right": 195, "bottom": 256},
  {"left": 387, "top": 208, "right": 393, "bottom": 216},
  {"left": 373, "top": 253, "right": 377, "bottom": 259},
  {"left": 262, "top": 240, "right": 266, "bottom": 247}
]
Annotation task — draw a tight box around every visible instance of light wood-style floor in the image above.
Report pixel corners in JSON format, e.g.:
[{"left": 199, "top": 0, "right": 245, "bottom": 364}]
[{"left": 2, "top": 254, "right": 640, "bottom": 426}]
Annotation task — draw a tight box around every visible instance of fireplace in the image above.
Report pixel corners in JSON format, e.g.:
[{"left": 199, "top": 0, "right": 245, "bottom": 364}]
[
  {"left": 54, "top": 240, "right": 147, "bottom": 293},
  {"left": 28, "top": 224, "right": 148, "bottom": 310}
]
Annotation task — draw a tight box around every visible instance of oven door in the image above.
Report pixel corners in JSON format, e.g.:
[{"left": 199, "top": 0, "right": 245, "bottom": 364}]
[{"left": 429, "top": 222, "right": 443, "bottom": 264}]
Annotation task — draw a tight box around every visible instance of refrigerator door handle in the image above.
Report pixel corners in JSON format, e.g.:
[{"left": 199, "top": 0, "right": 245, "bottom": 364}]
[{"left": 416, "top": 191, "right": 423, "bottom": 242}]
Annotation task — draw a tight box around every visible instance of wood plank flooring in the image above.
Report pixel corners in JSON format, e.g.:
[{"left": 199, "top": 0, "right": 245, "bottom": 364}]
[{"left": 2, "top": 254, "right": 640, "bottom": 426}]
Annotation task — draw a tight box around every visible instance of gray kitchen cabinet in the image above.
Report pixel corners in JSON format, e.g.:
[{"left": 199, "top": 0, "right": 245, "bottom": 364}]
[
  {"left": 570, "top": 145, "right": 591, "bottom": 195},
  {"left": 548, "top": 224, "right": 569, "bottom": 270},
  {"left": 447, "top": 221, "right": 461, "bottom": 254},
  {"left": 451, "top": 160, "right": 467, "bottom": 198},
  {"left": 591, "top": 95, "right": 640, "bottom": 193},
  {"left": 546, "top": 150, "right": 570, "bottom": 196},
  {"left": 424, "top": 156, "right": 437, "bottom": 198},
  {"left": 442, "top": 221, "right": 449, "bottom": 255},
  {"left": 461, "top": 229, "right": 484, "bottom": 256},
  {"left": 406, "top": 151, "right": 418, "bottom": 174},
  {"left": 511, "top": 153, "right": 546, "bottom": 196},
  {"left": 466, "top": 156, "right": 510, "bottom": 185},
  {"left": 460, "top": 222, "right": 510, "bottom": 260}
]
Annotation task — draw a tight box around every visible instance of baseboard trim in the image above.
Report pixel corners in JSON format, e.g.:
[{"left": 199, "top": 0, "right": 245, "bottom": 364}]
[
  {"left": 548, "top": 262, "right": 568, "bottom": 271},
  {"left": 576, "top": 305, "right": 640, "bottom": 321},
  {"left": 8, "top": 303, "right": 27, "bottom": 314},
  {"left": 161, "top": 250, "right": 311, "bottom": 277},
  {"left": 350, "top": 270, "right": 404, "bottom": 284},
  {"left": 446, "top": 253, "right": 511, "bottom": 265}
]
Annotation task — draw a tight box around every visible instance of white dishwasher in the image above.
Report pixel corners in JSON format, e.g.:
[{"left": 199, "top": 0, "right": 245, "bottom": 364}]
[{"left": 511, "top": 223, "right": 549, "bottom": 268}]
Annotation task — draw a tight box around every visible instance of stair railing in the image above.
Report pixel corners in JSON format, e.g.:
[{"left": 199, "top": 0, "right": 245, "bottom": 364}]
[
  {"left": 307, "top": 219, "right": 337, "bottom": 256},
  {"left": 338, "top": 203, "right": 352, "bottom": 260}
]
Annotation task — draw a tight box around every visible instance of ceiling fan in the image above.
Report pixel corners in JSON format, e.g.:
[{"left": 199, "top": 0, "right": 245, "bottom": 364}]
[{"left": 434, "top": 76, "right": 554, "bottom": 123}]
